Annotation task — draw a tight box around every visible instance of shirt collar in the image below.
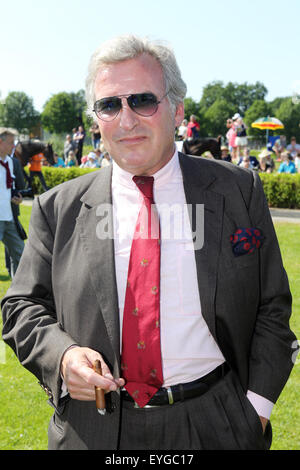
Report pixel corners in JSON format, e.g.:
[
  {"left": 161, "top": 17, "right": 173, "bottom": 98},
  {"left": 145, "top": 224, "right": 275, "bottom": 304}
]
[{"left": 112, "top": 146, "right": 181, "bottom": 190}]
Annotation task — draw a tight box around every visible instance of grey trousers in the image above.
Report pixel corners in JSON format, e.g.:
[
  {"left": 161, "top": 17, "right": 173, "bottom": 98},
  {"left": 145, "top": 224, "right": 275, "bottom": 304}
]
[
  {"left": 118, "top": 370, "right": 272, "bottom": 450},
  {"left": 0, "top": 220, "right": 24, "bottom": 277}
]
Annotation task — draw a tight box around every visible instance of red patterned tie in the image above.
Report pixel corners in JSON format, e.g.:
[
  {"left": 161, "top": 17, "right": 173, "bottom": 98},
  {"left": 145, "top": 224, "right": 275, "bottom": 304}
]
[
  {"left": 0, "top": 160, "right": 13, "bottom": 189},
  {"left": 121, "top": 175, "right": 163, "bottom": 407}
]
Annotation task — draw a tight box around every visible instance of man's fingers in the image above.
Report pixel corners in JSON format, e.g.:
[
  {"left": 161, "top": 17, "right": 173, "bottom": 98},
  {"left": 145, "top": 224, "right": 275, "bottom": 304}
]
[
  {"left": 76, "top": 363, "right": 117, "bottom": 391},
  {"left": 115, "top": 378, "right": 126, "bottom": 387},
  {"left": 62, "top": 346, "right": 123, "bottom": 394}
]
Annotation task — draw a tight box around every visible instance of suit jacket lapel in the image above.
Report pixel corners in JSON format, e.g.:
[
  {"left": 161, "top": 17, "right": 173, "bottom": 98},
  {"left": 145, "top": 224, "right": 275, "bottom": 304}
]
[
  {"left": 179, "top": 153, "right": 224, "bottom": 341},
  {"left": 75, "top": 166, "right": 120, "bottom": 359}
]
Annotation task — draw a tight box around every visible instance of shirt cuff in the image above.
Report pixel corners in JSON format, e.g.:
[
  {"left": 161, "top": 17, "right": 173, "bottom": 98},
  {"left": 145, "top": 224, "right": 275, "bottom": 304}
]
[
  {"left": 61, "top": 378, "right": 69, "bottom": 398},
  {"left": 246, "top": 390, "right": 274, "bottom": 420},
  {"left": 60, "top": 344, "right": 79, "bottom": 398}
]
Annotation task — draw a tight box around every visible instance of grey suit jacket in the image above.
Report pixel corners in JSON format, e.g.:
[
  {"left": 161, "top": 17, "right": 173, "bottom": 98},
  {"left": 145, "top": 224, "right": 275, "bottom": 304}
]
[{"left": 1, "top": 153, "right": 296, "bottom": 450}]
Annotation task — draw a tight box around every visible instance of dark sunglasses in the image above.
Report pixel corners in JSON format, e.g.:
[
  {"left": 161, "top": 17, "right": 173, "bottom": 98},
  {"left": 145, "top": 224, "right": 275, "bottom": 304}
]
[{"left": 93, "top": 92, "right": 168, "bottom": 122}]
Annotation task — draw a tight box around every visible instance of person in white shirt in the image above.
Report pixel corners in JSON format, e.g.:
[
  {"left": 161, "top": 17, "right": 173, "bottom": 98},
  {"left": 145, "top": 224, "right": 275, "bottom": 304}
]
[
  {"left": 80, "top": 151, "right": 100, "bottom": 168},
  {"left": 177, "top": 118, "right": 188, "bottom": 140},
  {"left": 2, "top": 35, "right": 296, "bottom": 451},
  {"left": 100, "top": 151, "right": 112, "bottom": 167},
  {"left": 0, "top": 128, "right": 24, "bottom": 277}
]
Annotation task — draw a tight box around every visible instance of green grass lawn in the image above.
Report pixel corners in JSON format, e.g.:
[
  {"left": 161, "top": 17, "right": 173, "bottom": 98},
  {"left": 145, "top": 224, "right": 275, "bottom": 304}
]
[{"left": 0, "top": 205, "right": 299, "bottom": 450}]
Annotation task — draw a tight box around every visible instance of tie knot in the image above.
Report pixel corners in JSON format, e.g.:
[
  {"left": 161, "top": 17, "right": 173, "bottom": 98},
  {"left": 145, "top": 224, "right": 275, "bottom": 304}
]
[
  {"left": 133, "top": 175, "right": 154, "bottom": 200},
  {"left": 0, "top": 160, "right": 8, "bottom": 169}
]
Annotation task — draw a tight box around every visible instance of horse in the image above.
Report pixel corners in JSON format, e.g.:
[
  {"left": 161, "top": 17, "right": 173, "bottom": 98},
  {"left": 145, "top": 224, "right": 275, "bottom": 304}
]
[
  {"left": 14, "top": 140, "right": 55, "bottom": 167},
  {"left": 181, "top": 136, "right": 222, "bottom": 160}
]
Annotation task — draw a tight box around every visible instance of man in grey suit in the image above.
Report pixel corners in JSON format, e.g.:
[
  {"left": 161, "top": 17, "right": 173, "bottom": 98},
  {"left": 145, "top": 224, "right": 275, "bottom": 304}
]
[{"left": 1, "top": 35, "right": 297, "bottom": 450}]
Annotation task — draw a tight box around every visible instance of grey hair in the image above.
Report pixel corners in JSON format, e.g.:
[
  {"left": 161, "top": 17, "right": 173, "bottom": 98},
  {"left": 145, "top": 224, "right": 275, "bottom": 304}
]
[
  {"left": 85, "top": 34, "right": 187, "bottom": 119},
  {"left": 0, "top": 127, "right": 18, "bottom": 140}
]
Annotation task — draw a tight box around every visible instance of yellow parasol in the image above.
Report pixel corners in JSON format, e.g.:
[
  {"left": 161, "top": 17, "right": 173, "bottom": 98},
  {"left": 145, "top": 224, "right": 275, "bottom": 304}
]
[{"left": 251, "top": 116, "right": 284, "bottom": 145}]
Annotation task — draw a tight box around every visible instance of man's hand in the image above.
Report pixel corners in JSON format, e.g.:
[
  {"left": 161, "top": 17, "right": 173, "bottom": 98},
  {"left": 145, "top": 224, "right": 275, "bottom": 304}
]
[
  {"left": 259, "top": 416, "right": 269, "bottom": 434},
  {"left": 11, "top": 193, "right": 22, "bottom": 205},
  {"left": 61, "top": 346, "right": 125, "bottom": 401}
]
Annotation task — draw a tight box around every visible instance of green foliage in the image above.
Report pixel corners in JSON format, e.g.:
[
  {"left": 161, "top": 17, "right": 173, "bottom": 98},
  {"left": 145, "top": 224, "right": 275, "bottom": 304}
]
[
  {"left": 204, "top": 99, "right": 235, "bottom": 136},
  {"left": 41, "top": 90, "right": 86, "bottom": 134},
  {"left": 184, "top": 80, "right": 269, "bottom": 137},
  {"left": 182, "top": 81, "right": 300, "bottom": 143},
  {"left": 24, "top": 166, "right": 99, "bottom": 194},
  {"left": 183, "top": 97, "right": 202, "bottom": 121},
  {"left": 230, "top": 81, "right": 268, "bottom": 115},
  {"left": 244, "top": 100, "right": 271, "bottom": 136},
  {"left": 276, "top": 99, "right": 300, "bottom": 142},
  {"left": 82, "top": 109, "right": 94, "bottom": 132},
  {"left": 0, "top": 91, "right": 40, "bottom": 134},
  {"left": 199, "top": 81, "right": 225, "bottom": 109},
  {"left": 199, "top": 80, "right": 267, "bottom": 116},
  {"left": 82, "top": 144, "right": 94, "bottom": 155},
  {"left": 259, "top": 173, "right": 300, "bottom": 208},
  {"left": 41, "top": 92, "right": 77, "bottom": 134},
  {"left": 268, "top": 97, "right": 289, "bottom": 116}
]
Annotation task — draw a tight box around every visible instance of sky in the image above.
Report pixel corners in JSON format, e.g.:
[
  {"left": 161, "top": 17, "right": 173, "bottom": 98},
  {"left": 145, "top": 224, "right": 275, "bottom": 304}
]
[{"left": 1, "top": 0, "right": 300, "bottom": 112}]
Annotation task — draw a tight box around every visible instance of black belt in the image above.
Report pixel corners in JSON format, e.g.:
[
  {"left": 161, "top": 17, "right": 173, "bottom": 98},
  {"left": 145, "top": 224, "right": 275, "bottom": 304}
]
[{"left": 121, "top": 363, "right": 229, "bottom": 408}]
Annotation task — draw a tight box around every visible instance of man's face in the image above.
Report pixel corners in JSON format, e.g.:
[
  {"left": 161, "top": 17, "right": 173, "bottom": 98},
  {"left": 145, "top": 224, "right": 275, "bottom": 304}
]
[
  {"left": 0, "top": 135, "right": 15, "bottom": 158},
  {"left": 93, "top": 53, "right": 184, "bottom": 176}
]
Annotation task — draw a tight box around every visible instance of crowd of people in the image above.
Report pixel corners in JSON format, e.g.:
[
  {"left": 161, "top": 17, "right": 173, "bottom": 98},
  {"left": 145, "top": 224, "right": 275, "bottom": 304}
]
[
  {"left": 177, "top": 114, "right": 300, "bottom": 174},
  {"left": 28, "top": 115, "right": 300, "bottom": 178},
  {"left": 53, "top": 126, "right": 112, "bottom": 170},
  {"left": 224, "top": 116, "right": 300, "bottom": 173}
]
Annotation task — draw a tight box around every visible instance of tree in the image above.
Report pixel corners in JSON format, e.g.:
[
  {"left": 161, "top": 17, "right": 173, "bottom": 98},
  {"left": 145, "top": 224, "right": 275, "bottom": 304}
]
[
  {"left": 199, "top": 81, "right": 224, "bottom": 110},
  {"left": 204, "top": 99, "right": 235, "bottom": 136},
  {"left": 244, "top": 100, "right": 271, "bottom": 137},
  {"left": 268, "top": 97, "right": 289, "bottom": 116},
  {"left": 276, "top": 98, "right": 300, "bottom": 142},
  {"left": 69, "top": 90, "right": 87, "bottom": 124},
  {"left": 0, "top": 91, "right": 40, "bottom": 134},
  {"left": 41, "top": 90, "right": 87, "bottom": 134},
  {"left": 228, "top": 82, "right": 267, "bottom": 115},
  {"left": 199, "top": 81, "right": 268, "bottom": 117},
  {"left": 184, "top": 97, "right": 201, "bottom": 121}
]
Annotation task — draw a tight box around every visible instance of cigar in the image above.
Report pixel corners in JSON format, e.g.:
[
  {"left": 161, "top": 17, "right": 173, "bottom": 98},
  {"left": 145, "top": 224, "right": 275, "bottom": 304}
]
[{"left": 93, "top": 360, "right": 106, "bottom": 415}]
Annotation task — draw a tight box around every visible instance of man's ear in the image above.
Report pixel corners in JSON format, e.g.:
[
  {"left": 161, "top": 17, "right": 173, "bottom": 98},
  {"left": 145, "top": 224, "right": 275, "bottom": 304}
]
[{"left": 174, "top": 102, "right": 185, "bottom": 128}]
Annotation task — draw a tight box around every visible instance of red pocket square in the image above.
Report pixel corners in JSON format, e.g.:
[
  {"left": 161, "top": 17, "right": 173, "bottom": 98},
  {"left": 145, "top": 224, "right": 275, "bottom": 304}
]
[{"left": 230, "top": 228, "right": 264, "bottom": 257}]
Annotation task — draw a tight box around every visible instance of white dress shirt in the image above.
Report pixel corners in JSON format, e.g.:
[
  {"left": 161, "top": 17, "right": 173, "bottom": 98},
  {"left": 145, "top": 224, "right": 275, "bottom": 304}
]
[
  {"left": 111, "top": 148, "right": 273, "bottom": 419},
  {"left": 0, "top": 156, "right": 14, "bottom": 222}
]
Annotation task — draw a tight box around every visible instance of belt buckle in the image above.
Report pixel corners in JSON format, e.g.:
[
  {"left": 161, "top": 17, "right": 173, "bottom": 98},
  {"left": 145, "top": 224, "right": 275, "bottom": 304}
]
[
  {"left": 134, "top": 402, "right": 160, "bottom": 409},
  {"left": 167, "top": 386, "right": 174, "bottom": 405},
  {"left": 132, "top": 387, "right": 174, "bottom": 408}
]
